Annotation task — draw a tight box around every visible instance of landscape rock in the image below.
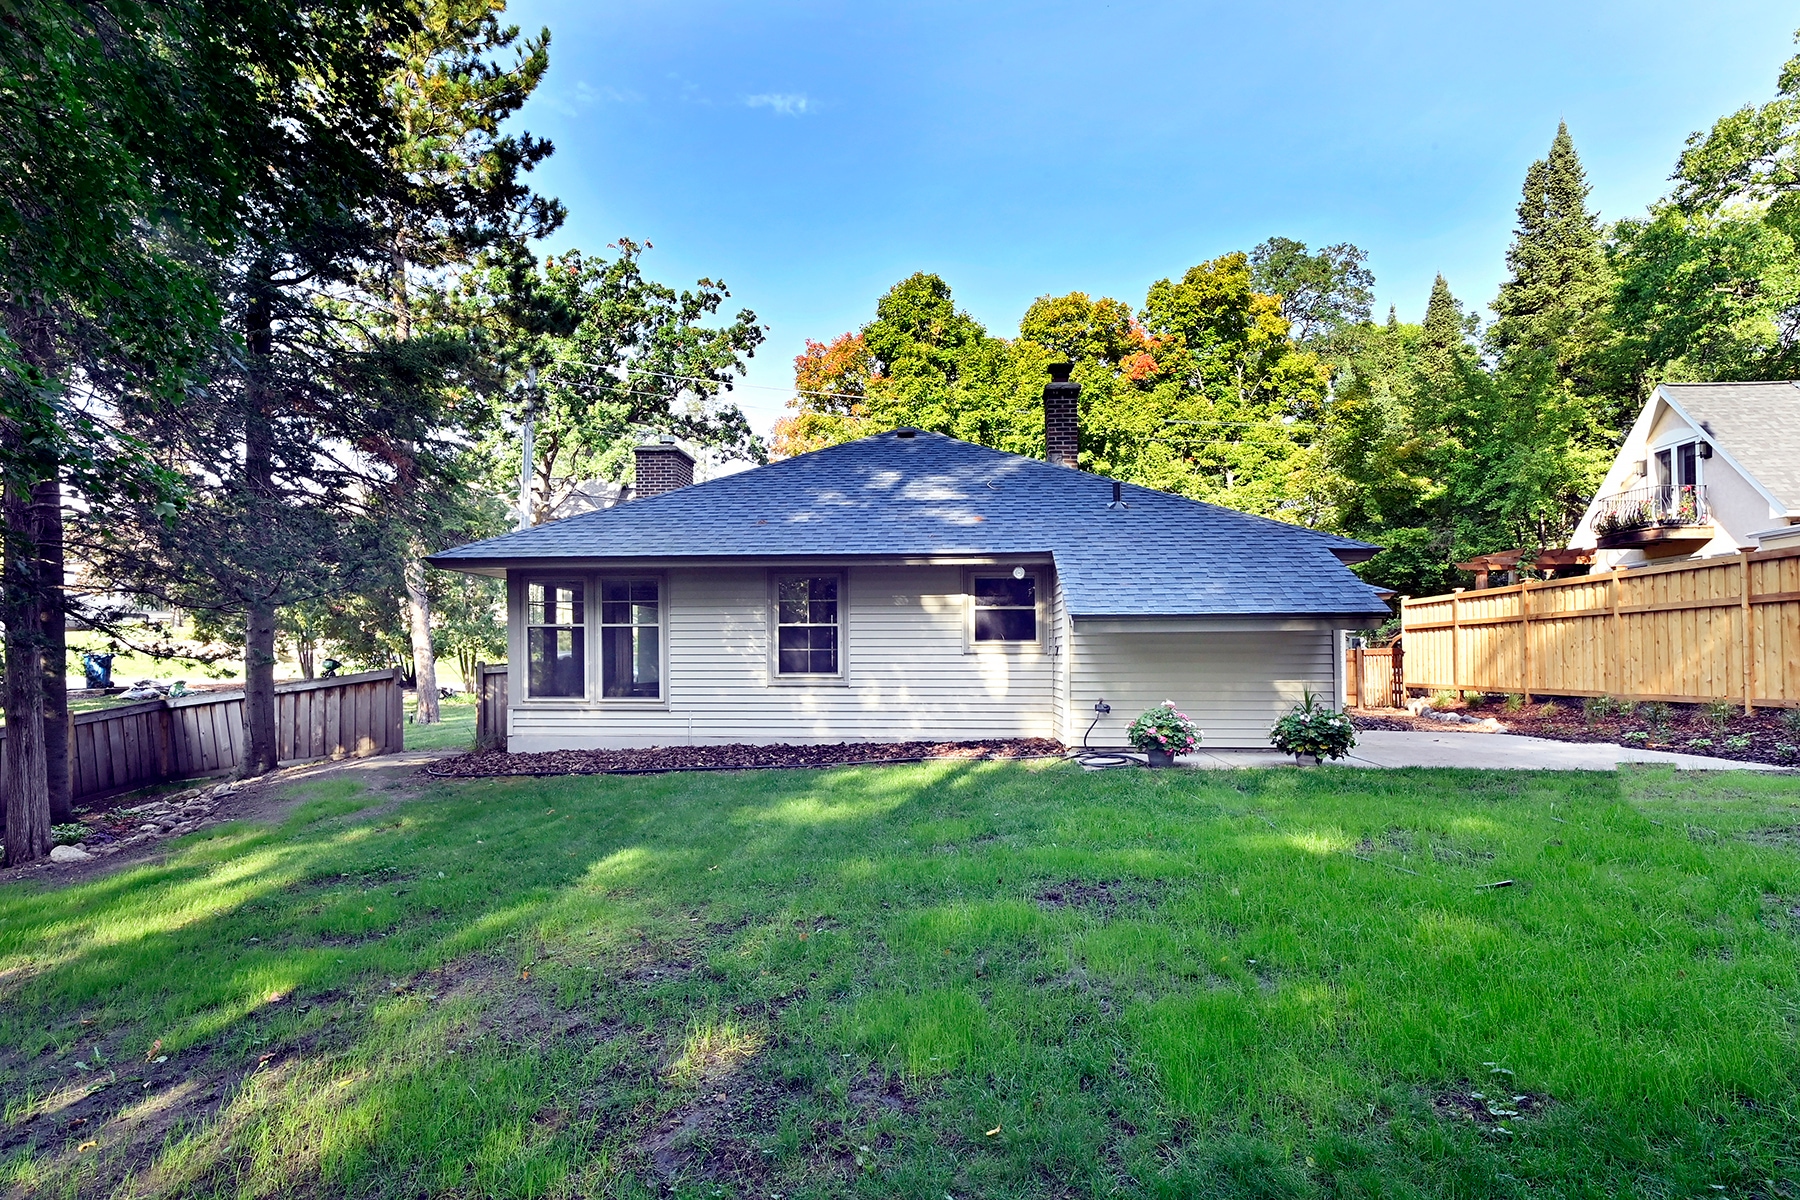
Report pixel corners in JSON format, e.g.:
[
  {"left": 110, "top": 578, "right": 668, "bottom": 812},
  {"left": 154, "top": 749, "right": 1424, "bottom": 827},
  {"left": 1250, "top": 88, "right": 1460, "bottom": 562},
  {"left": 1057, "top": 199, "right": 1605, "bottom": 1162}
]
[{"left": 49, "top": 845, "right": 93, "bottom": 863}]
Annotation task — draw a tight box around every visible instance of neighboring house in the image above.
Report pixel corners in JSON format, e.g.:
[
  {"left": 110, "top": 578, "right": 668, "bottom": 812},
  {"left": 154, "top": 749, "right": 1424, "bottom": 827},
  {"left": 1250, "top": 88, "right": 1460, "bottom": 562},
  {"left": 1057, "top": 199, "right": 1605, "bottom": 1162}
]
[
  {"left": 1569, "top": 381, "right": 1800, "bottom": 569},
  {"left": 429, "top": 388, "right": 1390, "bottom": 750}
]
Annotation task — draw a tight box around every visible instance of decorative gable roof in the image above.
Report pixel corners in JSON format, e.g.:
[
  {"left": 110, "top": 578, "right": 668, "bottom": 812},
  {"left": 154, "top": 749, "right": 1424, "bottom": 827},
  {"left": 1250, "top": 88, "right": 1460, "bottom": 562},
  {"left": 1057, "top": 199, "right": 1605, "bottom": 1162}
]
[
  {"left": 430, "top": 430, "right": 1391, "bottom": 620},
  {"left": 1659, "top": 381, "right": 1800, "bottom": 511}
]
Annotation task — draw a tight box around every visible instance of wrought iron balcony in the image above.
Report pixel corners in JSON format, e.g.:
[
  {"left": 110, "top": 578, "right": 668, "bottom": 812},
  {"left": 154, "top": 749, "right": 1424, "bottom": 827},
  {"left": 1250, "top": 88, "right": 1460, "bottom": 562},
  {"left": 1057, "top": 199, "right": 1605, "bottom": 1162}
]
[{"left": 1593, "top": 484, "right": 1713, "bottom": 555}]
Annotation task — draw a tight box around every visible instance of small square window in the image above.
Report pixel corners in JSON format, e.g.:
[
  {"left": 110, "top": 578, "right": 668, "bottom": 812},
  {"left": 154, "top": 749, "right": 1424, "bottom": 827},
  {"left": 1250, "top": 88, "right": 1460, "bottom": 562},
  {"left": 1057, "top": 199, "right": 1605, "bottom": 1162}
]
[
  {"left": 776, "top": 576, "right": 840, "bottom": 675},
  {"left": 972, "top": 574, "right": 1037, "bottom": 642}
]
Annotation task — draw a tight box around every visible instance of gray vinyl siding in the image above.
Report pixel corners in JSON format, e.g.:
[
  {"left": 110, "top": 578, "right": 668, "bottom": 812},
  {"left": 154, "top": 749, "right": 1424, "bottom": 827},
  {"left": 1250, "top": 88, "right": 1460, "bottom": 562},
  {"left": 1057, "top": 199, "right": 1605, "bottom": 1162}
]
[
  {"left": 506, "top": 564, "right": 1056, "bottom": 750},
  {"left": 1067, "top": 624, "right": 1338, "bottom": 748}
]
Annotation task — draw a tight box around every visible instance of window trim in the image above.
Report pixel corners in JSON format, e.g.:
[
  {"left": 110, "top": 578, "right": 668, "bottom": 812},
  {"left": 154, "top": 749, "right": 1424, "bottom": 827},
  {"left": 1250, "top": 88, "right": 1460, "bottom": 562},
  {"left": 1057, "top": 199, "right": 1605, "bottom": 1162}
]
[
  {"left": 767, "top": 570, "right": 849, "bottom": 685},
  {"left": 964, "top": 566, "right": 1046, "bottom": 653},
  {"left": 521, "top": 575, "right": 591, "bottom": 702},
  {"left": 594, "top": 573, "right": 669, "bottom": 706}
]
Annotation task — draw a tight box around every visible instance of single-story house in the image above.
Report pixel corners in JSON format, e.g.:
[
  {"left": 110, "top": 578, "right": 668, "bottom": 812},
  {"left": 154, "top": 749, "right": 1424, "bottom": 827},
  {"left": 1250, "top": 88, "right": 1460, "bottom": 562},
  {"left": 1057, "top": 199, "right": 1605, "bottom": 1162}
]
[
  {"left": 1568, "top": 381, "right": 1800, "bottom": 568},
  {"left": 428, "top": 374, "right": 1391, "bottom": 749}
]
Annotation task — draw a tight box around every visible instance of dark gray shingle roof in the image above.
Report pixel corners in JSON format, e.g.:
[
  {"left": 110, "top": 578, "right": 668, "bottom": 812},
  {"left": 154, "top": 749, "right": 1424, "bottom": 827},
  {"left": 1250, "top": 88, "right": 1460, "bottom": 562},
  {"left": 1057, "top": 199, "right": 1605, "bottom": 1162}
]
[
  {"left": 431, "top": 430, "right": 1390, "bottom": 619},
  {"left": 1661, "top": 381, "right": 1800, "bottom": 510}
]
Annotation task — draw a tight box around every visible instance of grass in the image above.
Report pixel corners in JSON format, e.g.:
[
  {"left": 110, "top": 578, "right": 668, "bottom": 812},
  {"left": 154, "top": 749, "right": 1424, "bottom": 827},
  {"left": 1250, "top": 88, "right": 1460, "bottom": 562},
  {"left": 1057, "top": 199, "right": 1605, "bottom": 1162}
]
[
  {"left": 2, "top": 761, "right": 1798, "bottom": 1198},
  {"left": 404, "top": 692, "right": 477, "bottom": 752}
]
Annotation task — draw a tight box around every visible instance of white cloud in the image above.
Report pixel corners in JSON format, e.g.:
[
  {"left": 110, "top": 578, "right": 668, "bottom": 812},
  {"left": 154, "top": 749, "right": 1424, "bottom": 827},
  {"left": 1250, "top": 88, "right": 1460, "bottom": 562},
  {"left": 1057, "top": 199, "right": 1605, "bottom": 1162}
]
[{"left": 745, "top": 93, "right": 813, "bottom": 117}]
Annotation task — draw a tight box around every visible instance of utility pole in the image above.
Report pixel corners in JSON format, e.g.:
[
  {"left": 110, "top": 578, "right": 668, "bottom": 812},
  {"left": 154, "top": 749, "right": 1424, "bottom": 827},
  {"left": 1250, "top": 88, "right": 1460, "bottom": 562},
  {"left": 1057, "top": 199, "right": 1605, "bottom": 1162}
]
[{"left": 516, "top": 367, "right": 536, "bottom": 532}]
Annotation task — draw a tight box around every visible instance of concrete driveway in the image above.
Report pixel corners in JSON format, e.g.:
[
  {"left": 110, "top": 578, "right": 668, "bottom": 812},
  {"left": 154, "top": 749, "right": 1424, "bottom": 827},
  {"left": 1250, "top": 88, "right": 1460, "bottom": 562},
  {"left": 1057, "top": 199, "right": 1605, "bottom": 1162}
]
[{"left": 1167, "top": 730, "right": 1780, "bottom": 771}]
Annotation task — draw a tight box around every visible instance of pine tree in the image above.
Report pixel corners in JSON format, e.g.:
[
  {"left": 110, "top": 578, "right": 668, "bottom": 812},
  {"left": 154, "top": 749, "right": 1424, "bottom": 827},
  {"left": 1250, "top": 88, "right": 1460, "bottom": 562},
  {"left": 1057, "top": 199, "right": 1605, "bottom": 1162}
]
[
  {"left": 375, "top": 0, "right": 561, "bottom": 724},
  {"left": 1489, "top": 123, "right": 1608, "bottom": 384}
]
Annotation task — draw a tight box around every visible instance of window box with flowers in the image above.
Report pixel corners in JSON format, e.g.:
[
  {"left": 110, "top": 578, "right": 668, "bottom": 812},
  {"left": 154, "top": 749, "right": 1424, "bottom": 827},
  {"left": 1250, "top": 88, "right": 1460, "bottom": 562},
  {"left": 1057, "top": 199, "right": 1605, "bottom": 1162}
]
[{"left": 1128, "top": 701, "right": 1203, "bottom": 766}]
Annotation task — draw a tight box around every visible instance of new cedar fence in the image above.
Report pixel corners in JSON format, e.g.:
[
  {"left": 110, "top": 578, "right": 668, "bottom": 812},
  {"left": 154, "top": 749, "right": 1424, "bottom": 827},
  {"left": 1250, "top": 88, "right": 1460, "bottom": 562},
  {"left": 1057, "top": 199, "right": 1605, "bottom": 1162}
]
[
  {"left": 3, "top": 668, "right": 404, "bottom": 803},
  {"left": 473, "top": 662, "right": 508, "bottom": 751},
  {"left": 1399, "top": 546, "right": 1800, "bottom": 710}
]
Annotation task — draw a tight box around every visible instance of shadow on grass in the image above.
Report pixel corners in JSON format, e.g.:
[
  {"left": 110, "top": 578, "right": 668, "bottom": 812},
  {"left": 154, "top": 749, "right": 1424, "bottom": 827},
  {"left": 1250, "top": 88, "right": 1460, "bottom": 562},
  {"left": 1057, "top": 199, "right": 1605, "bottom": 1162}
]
[{"left": 1, "top": 761, "right": 1798, "bottom": 1198}]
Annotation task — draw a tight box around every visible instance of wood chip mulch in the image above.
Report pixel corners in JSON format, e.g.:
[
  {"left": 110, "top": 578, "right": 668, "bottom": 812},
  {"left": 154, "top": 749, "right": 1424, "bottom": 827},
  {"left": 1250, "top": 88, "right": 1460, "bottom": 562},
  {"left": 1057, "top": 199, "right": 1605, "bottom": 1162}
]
[{"left": 426, "top": 738, "right": 1067, "bottom": 778}]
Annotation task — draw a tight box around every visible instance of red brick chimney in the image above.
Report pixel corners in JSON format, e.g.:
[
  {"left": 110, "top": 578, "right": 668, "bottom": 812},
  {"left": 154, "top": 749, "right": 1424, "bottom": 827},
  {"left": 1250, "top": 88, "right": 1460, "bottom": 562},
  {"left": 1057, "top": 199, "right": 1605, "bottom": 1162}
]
[
  {"left": 1044, "top": 362, "right": 1079, "bottom": 467},
  {"left": 633, "top": 437, "right": 694, "bottom": 499}
]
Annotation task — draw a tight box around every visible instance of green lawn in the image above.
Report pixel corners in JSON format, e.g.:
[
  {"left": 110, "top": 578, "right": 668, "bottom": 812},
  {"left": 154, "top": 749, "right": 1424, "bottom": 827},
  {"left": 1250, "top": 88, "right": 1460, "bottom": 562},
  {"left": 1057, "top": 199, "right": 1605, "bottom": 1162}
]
[
  {"left": 3, "top": 762, "right": 1798, "bottom": 1198},
  {"left": 404, "top": 692, "right": 478, "bottom": 752}
]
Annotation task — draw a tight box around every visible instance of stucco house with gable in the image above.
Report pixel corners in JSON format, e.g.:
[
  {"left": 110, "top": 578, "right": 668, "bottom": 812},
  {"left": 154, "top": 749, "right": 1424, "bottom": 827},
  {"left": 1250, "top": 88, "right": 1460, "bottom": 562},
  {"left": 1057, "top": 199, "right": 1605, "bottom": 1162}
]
[
  {"left": 428, "top": 372, "right": 1391, "bottom": 750},
  {"left": 1569, "top": 381, "right": 1800, "bottom": 568}
]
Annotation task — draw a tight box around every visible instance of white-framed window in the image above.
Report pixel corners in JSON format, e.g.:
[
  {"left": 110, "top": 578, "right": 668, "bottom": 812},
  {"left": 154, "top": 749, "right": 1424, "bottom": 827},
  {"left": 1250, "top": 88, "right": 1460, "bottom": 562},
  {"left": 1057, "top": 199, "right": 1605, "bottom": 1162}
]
[
  {"left": 525, "top": 579, "right": 586, "bottom": 699},
  {"left": 773, "top": 573, "right": 843, "bottom": 678},
  {"left": 599, "top": 578, "right": 661, "bottom": 699},
  {"left": 968, "top": 568, "right": 1041, "bottom": 647}
]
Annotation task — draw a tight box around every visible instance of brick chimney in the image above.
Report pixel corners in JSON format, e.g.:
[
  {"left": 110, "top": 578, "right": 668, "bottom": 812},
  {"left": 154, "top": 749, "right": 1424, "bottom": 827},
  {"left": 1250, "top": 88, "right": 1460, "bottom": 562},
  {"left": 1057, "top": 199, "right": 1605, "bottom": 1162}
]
[
  {"left": 1044, "top": 362, "right": 1079, "bottom": 467},
  {"left": 633, "top": 437, "right": 695, "bottom": 499}
]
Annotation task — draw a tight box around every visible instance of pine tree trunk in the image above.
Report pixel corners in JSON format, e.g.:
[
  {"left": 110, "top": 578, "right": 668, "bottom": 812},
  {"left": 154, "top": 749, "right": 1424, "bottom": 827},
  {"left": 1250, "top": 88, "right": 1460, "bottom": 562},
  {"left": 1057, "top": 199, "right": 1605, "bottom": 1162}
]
[
  {"left": 406, "top": 554, "right": 439, "bottom": 724},
  {"left": 35, "top": 475, "right": 69, "bottom": 822},
  {"left": 242, "top": 596, "right": 279, "bottom": 775},
  {"left": 3, "top": 475, "right": 50, "bottom": 865},
  {"left": 239, "top": 270, "right": 280, "bottom": 777}
]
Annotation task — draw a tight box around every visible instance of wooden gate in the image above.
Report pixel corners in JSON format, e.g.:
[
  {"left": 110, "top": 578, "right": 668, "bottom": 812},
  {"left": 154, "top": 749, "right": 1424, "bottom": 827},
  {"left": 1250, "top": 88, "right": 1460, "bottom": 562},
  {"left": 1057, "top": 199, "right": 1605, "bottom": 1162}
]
[
  {"left": 1346, "top": 641, "right": 1405, "bottom": 709},
  {"left": 473, "top": 662, "right": 508, "bottom": 751}
]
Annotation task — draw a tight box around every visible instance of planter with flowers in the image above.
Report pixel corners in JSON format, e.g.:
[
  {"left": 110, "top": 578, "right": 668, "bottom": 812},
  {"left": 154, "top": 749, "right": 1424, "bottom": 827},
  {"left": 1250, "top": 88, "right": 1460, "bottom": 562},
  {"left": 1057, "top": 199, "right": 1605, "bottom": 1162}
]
[
  {"left": 1128, "top": 701, "right": 1203, "bottom": 766},
  {"left": 1269, "top": 690, "right": 1356, "bottom": 764}
]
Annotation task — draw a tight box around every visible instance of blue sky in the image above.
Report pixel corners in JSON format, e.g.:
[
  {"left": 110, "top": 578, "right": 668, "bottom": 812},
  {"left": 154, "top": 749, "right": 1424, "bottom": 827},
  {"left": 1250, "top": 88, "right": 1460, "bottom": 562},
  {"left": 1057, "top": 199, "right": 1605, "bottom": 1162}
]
[{"left": 503, "top": 0, "right": 1800, "bottom": 435}]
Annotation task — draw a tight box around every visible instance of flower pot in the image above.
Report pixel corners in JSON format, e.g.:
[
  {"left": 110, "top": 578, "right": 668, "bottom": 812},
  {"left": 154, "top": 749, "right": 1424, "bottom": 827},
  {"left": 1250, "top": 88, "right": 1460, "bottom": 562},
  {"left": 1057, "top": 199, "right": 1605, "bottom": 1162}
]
[
  {"left": 1144, "top": 748, "right": 1176, "bottom": 767},
  {"left": 1294, "top": 753, "right": 1320, "bottom": 766}
]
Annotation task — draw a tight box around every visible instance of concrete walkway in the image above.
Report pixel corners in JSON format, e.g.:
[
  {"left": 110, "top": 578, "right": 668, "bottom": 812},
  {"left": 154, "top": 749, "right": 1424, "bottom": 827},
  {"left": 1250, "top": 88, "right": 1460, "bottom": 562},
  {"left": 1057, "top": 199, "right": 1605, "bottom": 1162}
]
[{"left": 1164, "top": 729, "right": 1780, "bottom": 772}]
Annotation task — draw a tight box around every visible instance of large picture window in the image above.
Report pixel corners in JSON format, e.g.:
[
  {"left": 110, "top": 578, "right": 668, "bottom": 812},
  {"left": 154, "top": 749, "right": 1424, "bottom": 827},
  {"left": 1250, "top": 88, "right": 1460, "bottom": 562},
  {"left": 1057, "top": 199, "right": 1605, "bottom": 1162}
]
[
  {"left": 776, "top": 575, "right": 840, "bottom": 675},
  {"left": 600, "top": 579, "right": 661, "bottom": 698},
  {"left": 526, "top": 580, "right": 585, "bottom": 698},
  {"left": 973, "top": 573, "right": 1037, "bottom": 642}
]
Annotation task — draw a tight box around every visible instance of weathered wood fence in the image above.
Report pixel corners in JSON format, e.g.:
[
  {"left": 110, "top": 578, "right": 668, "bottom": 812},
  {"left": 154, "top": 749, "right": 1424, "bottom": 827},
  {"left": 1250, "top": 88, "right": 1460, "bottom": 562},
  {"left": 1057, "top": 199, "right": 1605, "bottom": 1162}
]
[
  {"left": 3, "top": 668, "right": 404, "bottom": 803},
  {"left": 1400, "top": 546, "right": 1800, "bottom": 710},
  {"left": 1346, "top": 641, "right": 1405, "bottom": 708},
  {"left": 473, "top": 662, "right": 508, "bottom": 751}
]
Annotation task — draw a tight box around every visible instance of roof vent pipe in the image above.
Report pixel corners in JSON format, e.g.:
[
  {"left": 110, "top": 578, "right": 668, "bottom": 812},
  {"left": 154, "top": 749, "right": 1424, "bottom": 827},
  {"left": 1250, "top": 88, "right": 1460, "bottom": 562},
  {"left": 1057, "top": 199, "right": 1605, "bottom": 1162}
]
[
  {"left": 1108, "top": 480, "right": 1127, "bottom": 509},
  {"left": 1044, "top": 362, "right": 1079, "bottom": 467}
]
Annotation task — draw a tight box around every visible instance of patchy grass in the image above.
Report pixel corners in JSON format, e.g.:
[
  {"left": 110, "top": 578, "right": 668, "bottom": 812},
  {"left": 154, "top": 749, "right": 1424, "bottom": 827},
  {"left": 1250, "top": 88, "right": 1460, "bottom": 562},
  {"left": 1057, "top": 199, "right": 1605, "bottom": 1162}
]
[
  {"left": 403, "top": 692, "right": 477, "bottom": 752},
  {"left": 2, "top": 762, "right": 1799, "bottom": 1198}
]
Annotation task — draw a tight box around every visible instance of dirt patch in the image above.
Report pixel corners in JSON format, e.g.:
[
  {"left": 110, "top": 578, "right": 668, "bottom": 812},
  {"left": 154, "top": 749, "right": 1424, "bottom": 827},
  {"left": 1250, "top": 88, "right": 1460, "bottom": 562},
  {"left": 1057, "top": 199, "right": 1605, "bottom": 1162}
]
[
  {"left": 1431, "top": 1083, "right": 1551, "bottom": 1125},
  {"left": 1745, "top": 825, "right": 1800, "bottom": 851},
  {"left": 428, "top": 738, "right": 1066, "bottom": 778},
  {"left": 1035, "top": 879, "right": 1163, "bottom": 913},
  {"left": 1761, "top": 894, "right": 1800, "bottom": 935}
]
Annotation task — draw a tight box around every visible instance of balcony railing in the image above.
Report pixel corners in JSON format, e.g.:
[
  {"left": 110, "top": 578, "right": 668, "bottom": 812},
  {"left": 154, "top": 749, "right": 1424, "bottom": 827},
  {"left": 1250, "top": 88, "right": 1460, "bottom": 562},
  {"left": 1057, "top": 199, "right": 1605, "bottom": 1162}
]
[{"left": 1593, "top": 484, "right": 1709, "bottom": 536}]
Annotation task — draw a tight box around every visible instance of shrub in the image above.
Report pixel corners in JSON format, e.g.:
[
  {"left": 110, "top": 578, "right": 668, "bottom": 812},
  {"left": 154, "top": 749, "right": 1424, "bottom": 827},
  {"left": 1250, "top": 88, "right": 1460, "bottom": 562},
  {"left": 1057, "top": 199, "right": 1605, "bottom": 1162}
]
[
  {"left": 1431, "top": 689, "right": 1460, "bottom": 709},
  {"left": 1537, "top": 701, "right": 1559, "bottom": 718},
  {"left": 1645, "top": 702, "right": 1672, "bottom": 739},
  {"left": 1270, "top": 690, "right": 1356, "bottom": 761},
  {"left": 1723, "top": 734, "right": 1752, "bottom": 750},
  {"left": 1621, "top": 730, "right": 1649, "bottom": 743},
  {"left": 1782, "top": 709, "right": 1800, "bottom": 737},
  {"left": 1128, "top": 702, "right": 1202, "bottom": 757},
  {"left": 1778, "top": 742, "right": 1799, "bottom": 759},
  {"left": 1703, "top": 700, "right": 1735, "bottom": 735},
  {"left": 50, "top": 823, "right": 88, "bottom": 847},
  {"left": 1686, "top": 737, "right": 1714, "bottom": 748},
  {"left": 1503, "top": 693, "right": 1525, "bottom": 714},
  {"left": 1583, "top": 696, "right": 1615, "bottom": 727}
]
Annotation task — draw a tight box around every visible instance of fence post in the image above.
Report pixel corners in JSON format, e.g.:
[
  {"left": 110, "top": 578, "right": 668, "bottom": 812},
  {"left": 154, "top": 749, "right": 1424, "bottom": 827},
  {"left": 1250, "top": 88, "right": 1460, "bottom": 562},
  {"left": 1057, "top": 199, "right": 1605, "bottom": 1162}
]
[
  {"left": 1741, "top": 551, "right": 1755, "bottom": 714},
  {"left": 1609, "top": 570, "right": 1621, "bottom": 699},
  {"left": 1521, "top": 579, "right": 1534, "bottom": 703},
  {"left": 1390, "top": 639, "right": 1405, "bottom": 708},
  {"left": 1449, "top": 590, "right": 1462, "bottom": 695}
]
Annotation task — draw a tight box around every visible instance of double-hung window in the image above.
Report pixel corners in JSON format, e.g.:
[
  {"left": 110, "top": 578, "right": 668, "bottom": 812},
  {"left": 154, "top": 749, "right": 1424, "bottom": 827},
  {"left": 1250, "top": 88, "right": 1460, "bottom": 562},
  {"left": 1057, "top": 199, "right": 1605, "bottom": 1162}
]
[
  {"left": 526, "top": 580, "right": 585, "bottom": 698},
  {"left": 972, "top": 572, "right": 1038, "bottom": 643},
  {"left": 600, "top": 579, "right": 661, "bottom": 698},
  {"left": 776, "top": 575, "right": 840, "bottom": 676}
]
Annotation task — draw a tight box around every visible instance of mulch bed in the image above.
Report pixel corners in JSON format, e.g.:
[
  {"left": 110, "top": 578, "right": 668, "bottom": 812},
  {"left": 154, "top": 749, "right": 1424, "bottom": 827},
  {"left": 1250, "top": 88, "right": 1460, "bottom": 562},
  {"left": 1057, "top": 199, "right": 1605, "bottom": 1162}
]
[
  {"left": 1355, "top": 699, "right": 1800, "bottom": 768},
  {"left": 426, "top": 738, "right": 1067, "bottom": 778}
]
